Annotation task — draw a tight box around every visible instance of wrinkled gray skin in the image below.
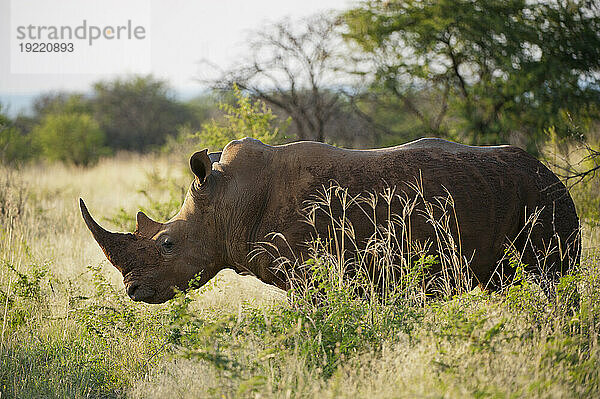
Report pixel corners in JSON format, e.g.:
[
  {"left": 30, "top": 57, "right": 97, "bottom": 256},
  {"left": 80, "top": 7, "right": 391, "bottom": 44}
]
[{"left": 80, "top": 137, "right": 580, "bottom": 303}]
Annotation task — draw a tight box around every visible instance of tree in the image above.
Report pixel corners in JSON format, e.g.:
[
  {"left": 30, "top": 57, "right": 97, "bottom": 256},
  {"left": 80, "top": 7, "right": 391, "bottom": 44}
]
[
  {"left": 32, "top": 112, "right": 107, "bottom": 166},
  {"left": 345, "top": 0, "right": 600, "bottom": 149},
  {"left": 201, "top": 14, "right": 359, "bottom": 143},
  {"left": 92, "top": 76, "right": 196, "bottom": 151},
  {"left": 187, "top": 85, "right": 288, "bottom": 151},
  {"left": 0, "top": 105, "right": 33, "bottom": 165},
  {"left": 32, "top": 92, "right": 92, "bottom": 117}
]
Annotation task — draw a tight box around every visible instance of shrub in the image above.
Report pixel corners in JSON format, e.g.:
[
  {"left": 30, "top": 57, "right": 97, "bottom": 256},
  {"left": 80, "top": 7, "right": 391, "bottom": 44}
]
[
  {"left": 92, "top": 75, "right": 196, "bottom": 151},
  {"left": 170, "top": 85, "right": 289, "bottom": 152},
  {"left": 0, "top": 106, "right": 34, "bottom": 165},
  {"left": 31, "top": 112, "right": 108, "bottom": 166},
  {"left": 0, "top": 126, "right": 33, "bottom": 165}
]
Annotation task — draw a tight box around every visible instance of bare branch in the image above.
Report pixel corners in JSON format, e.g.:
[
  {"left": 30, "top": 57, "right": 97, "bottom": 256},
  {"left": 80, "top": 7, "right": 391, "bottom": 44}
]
[
  {"left": 544, "top": 139, "right": 600, "bottom": 189},
  {"left": 197, "top": 14, "right": 360, "bottom": 142}
]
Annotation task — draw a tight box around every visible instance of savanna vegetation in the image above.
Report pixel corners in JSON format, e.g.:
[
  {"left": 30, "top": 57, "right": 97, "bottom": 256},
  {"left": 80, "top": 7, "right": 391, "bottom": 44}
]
[{"left": 1, "top": 0, "right": 600, "bottom": 397}]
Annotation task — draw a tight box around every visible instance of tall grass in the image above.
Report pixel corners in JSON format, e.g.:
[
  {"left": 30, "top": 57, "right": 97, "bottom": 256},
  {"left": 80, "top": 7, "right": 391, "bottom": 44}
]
[{"left": 0, "top": 151, "right": 598, "bottom": 398}]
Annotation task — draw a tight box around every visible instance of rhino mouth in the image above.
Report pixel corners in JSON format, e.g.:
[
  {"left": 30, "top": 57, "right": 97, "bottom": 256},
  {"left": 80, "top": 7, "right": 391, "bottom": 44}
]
[{"left": 126, "top": 282, "right": 156, "bottom": 302}]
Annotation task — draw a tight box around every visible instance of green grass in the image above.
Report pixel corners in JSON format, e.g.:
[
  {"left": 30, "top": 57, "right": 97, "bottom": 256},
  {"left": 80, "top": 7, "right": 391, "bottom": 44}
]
[{"left": 0, "top": 154, "right": 599, "bottom": 398}]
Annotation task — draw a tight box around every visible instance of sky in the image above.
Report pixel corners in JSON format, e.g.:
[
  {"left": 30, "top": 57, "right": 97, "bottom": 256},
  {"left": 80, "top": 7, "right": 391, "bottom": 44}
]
[{"left": 0, "top": 0, "right": 354, "bottom": 114}]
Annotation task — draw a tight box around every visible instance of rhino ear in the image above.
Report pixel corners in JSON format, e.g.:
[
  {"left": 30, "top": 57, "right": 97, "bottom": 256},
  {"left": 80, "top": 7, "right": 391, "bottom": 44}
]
[
  {"left": 136, "top": 211, "right": 161, "bottom": 236},
  {"left": 190, "top": 149, "right": 212, "bottom": 182}
]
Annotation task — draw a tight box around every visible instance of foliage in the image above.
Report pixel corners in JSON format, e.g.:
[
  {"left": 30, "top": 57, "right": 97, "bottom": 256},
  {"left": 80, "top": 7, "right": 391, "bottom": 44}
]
[
  {"left": 268, "top": 253, "right": 424, "bottom": 377},
  {"left": 181, "top": 85, "right": 288, "bottom": 151},
  {"left": 105, "top": 167, "right": 187, "bottom": 232},
  {"left": 32, "top": 92, "right": 92, "bottom": 117},
  {"left": 344, "top": 0, "right": 600, "bottom": 150},
  {"left": 3, "top": 77, "right": 207, "bottom": 162},
  {"left": 0, "top": 106, "right": 34, "bottom": 165},
  {"left": 0, "top": 233, "right": 170, "bottom": 398},
  {"left": 31, "top": 112, "right": 108, "bottom": 166},
  {"left": 92, "top": 75, "right": 197, "bottom": 151},
  {"left": 203, "top": 14, "right": 355, "bottom": 143},
  {"left": 2, "top": 82, "right": 600, "bottom": 398},
  {"left": 138, "top": 169, "right": 186, "bottom": 222},
  {"left": 543, "top": 120, "right": 600, "bottom": 229}
]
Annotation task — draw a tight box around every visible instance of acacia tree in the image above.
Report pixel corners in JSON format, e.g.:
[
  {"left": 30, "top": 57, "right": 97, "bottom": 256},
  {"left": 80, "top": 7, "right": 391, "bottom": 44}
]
[
  {"left": 92, "top": 76, "right": 195, "bottom": 150},
  {"left": 344, "top": 0, "right": 600, "bottom": 149},
  {"left": 201, "top": 14, "right": 360, "bottom": 143}
]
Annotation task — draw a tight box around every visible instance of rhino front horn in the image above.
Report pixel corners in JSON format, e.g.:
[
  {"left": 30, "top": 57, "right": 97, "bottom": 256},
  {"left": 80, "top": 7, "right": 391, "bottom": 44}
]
[{"left": 79, "top": 198, "right": 135, "bottom": 274}]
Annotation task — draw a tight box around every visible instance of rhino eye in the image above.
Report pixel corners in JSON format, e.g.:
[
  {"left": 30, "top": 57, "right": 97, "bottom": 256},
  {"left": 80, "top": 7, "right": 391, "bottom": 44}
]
[{"left": 159, "top": 235, "right": 174, "bottom": 253}]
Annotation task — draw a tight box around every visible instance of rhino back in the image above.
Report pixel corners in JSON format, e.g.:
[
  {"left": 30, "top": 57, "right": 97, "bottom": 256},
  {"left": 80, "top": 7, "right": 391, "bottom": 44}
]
[{"left": 219, "top": 137, "right": 579, "bottom": 288}]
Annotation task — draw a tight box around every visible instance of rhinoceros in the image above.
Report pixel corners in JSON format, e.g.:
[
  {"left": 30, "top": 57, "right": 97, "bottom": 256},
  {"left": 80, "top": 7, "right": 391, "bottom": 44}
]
[{"left": 80, "top": 137, "right": 580, "bottom": 303}]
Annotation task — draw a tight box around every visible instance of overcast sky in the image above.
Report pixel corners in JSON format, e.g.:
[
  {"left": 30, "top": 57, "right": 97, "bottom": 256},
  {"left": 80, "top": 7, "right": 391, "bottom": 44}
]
[{"left": 1, "top": 0, "right": 353, "bottom": 98}]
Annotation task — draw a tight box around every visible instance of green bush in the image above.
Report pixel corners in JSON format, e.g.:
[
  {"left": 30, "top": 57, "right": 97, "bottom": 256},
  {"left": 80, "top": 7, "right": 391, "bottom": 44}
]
[
  {"left": 170, "top": 85, "right": 289, "bottom": 152},
  {"left": 93, "top": 75, "right": 196, "bottom": 151},
  {"left": 31, "top": 112, "right": 108, "bottom": 166},
  {"left": 0, "top": 247, "right": 170, "bottom": 398},
  {"left": 0, "top": 107, "right": 34, "bottom": 165},
  {"left": 0, "top": 126, "right": 33, "bottom": 165}
]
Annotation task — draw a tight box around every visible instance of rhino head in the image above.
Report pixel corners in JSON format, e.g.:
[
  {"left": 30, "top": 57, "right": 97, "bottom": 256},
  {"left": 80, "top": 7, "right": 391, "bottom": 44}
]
[{"left": 80, "top": 149, "right": 224, "bottom": 303}]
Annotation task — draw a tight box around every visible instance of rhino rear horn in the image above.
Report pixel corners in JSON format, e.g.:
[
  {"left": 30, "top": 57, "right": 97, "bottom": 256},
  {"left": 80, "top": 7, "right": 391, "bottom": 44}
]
[
  {"left": 190, "top": 149, "right": 212, "bottom": 182},
  {"left": 136, "top": 211, "right": 162, "bottom": 237}
]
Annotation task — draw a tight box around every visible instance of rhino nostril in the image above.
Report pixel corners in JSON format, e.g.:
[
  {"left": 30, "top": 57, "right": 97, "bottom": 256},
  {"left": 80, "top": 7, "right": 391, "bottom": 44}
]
[
  {"left": 126, "top": 283, "right": 156, "bottom": 302},
  {"left": 127, "top": 283, "right": 140, "bottom": 298}
]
